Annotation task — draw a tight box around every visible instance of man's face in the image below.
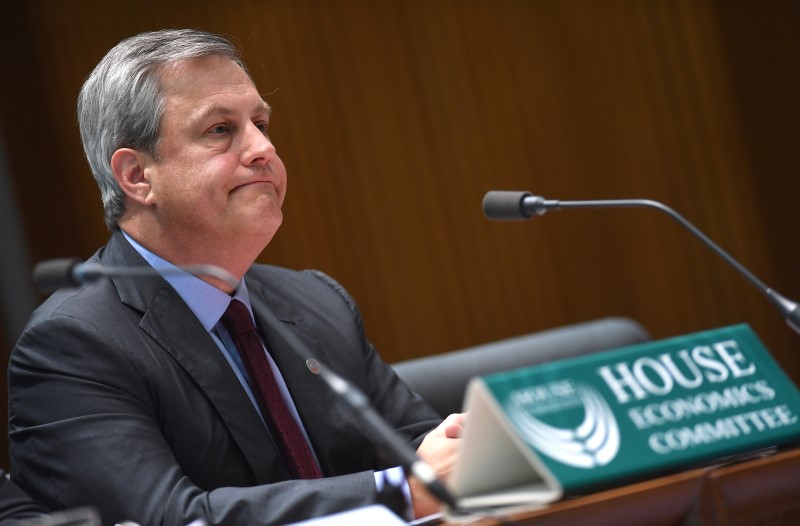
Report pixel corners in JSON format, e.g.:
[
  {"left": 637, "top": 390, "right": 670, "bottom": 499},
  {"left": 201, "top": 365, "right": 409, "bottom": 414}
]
[{"left": 141, "top": 55, "right": 287, "bottom": 252}]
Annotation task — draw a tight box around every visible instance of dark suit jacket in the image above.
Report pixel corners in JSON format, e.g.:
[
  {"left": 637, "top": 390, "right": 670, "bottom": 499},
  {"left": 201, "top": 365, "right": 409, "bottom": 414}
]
[
  {"left": 0, "top": 469, "right": 49, "bottom": 523},
  {"left": 8, "top": 230, "right": 440, "bottom": 525}
]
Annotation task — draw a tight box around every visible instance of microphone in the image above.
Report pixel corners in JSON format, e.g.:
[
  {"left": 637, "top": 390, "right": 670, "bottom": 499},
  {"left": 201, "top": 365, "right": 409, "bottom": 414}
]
[
  {"left": 482, "top": 190, "right": 800, "bottom": 336},
  {"left": 32, "top": 257, "right": 240, "bottom": 293}
]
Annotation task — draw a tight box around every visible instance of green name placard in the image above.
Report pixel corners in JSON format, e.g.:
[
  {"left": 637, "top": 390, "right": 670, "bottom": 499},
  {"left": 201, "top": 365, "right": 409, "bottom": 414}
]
[{"left": 449, "top": 324, "right": 800, "bottom": 508}]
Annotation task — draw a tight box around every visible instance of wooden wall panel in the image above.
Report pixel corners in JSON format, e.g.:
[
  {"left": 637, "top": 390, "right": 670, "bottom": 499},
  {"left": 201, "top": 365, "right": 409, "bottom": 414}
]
[{"left": 2, "top": 1, "right": 799, "bottom": 468}]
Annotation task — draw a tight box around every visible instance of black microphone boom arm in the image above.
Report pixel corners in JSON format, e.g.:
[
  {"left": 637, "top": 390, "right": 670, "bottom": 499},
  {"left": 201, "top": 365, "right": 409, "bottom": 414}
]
[{"left": 482, "top": 190, "right": 800, "bottom": 336}]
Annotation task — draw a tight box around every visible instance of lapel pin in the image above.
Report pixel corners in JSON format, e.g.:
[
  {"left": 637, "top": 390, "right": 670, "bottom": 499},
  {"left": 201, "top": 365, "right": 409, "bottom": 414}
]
[{"left": 306, "top": 359, "right": 322, "bottom": 375}]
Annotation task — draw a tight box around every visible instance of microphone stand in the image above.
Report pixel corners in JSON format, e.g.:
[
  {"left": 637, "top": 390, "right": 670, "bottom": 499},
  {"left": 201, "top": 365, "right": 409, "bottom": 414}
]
[
  {"left": 245, "top": 293, "right": 462, "bottom": 513},
  {"left": 483, "top": 191, "right": 800, "bottom": 336},
  {"left": 32, "top": 258, "right": 240, "bottom": 293},
  {"left": 315, "top": 364, "right": 459, "bottom": 511}
]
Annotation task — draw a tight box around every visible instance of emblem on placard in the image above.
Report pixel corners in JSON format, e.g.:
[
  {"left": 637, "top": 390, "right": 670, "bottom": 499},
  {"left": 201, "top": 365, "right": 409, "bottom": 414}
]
[{"left": 506, "top": 379, "right": 620, "bottom": 469}]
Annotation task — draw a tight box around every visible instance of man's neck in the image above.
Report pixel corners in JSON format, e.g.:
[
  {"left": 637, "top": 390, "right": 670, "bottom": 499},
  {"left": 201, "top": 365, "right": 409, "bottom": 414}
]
[{"left": 117, "top": 222, "right": 262, "bottom": 293}]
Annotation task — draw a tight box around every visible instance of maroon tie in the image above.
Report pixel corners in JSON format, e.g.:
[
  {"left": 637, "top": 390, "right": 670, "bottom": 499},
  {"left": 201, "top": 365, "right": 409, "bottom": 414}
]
[{"left": 221, "top": 299, "right": 322, "bottom": 479}]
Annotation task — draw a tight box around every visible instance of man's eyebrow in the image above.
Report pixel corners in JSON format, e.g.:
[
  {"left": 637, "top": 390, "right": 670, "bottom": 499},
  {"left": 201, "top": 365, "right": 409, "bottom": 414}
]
[
  {"left": 193, "top": 101, "right": 272, "bottom": 121},
  {"left": 253, "top": 101, "right": 272, "bottom": 117}
]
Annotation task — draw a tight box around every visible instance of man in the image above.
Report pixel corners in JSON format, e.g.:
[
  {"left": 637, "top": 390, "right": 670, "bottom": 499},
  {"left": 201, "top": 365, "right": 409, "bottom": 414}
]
[{"left": 9, "top": 29, "right": 463, "bottom": 525}]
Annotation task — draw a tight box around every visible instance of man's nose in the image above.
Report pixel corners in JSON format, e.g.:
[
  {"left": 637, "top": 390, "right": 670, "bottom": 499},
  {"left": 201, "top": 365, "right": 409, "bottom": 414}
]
[{"left": 243, "top": 123, "right": 276, "bottom": 166}]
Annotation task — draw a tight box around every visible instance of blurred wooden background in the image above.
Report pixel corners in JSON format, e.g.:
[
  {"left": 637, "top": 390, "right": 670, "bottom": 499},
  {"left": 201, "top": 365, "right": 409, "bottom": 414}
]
[{"left": 2, "top": 1, "right": 799, "bottom": 468}]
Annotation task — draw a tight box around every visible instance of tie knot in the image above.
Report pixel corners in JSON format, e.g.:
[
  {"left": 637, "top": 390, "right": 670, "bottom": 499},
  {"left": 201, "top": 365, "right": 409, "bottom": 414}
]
[{"left": 221, "top": 299, "right": 257, "bottom": 340}]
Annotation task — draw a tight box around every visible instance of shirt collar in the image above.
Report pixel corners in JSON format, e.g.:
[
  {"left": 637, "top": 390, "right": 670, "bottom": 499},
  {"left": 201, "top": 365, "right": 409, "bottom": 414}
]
[{"left": 121, "top": 229, "right": 252, "bottom": 332}]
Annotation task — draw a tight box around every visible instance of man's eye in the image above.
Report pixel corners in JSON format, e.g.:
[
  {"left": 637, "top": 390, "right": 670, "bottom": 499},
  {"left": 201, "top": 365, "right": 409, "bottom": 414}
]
[
  {"left": 209, "top": 124, "right": 229, "bottom": 134},
  {"left": 255, "top": 122, "right": 269, "bottom": 135}
]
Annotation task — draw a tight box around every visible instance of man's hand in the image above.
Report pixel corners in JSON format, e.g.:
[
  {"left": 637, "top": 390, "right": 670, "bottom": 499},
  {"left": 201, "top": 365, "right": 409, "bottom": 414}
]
[{"left": 409, "top": 412, "right": 466, "bottom": 518}]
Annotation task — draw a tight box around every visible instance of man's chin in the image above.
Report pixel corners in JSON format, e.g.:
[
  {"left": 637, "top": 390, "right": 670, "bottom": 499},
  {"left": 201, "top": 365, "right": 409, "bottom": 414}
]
[{"left": 246, "top": 213, "right": 283, "bottom": 245}]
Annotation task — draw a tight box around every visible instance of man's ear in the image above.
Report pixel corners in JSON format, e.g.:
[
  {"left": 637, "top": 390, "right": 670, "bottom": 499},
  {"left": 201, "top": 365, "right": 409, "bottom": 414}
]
[{"left": 110, "top": 148, "right": 153, "bottom": 205}]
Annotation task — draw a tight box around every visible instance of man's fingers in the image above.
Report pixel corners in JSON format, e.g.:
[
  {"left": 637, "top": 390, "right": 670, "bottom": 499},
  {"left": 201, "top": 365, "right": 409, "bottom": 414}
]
[{"left": 442, "top": 412, "right": 466, "bottom": 439}]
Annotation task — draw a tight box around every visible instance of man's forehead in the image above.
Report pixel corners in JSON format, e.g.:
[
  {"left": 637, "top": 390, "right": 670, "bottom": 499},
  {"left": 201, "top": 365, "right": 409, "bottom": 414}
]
[
  {"left": 157, "top": 57, "right": 270, "bottom": 118},
  {"left": 159, "top": 56, "right": 259, "bottom": 95}
]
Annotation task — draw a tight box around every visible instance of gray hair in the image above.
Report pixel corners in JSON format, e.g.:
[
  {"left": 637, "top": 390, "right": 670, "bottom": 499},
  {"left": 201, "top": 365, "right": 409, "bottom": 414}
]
[{"left": 77, "top": 29, "right": 248, "bottom": 229}]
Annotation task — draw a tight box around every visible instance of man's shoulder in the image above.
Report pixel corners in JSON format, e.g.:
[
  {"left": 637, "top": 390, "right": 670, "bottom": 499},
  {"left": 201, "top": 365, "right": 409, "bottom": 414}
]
[
  {"left": 246, "top": 264, "right": 340, "bottom": 292},
  {"left": 245, "top": 262, "right": 302, "bottom": 280},
  {"left": 27, "top": 274, "right": 121, "bottom": 325},
  {"left": 26, "top": 233, "right": 138, "bottom": 321},
  {"left": 245, "top": 264, "right": 357, "bottom": 315}
]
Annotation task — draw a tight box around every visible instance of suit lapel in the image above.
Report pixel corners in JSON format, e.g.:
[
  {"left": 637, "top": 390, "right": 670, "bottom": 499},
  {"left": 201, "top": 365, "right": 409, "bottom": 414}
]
[
  {"left": 245, "top": 276, "right": 363, "bottom": 476},
  {"left": 101, "top": 231, "right": 288, "bottom": 484}
]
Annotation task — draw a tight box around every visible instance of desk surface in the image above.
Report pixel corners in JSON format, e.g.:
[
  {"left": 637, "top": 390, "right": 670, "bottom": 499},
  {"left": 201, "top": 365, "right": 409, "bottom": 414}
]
[{"left": 443, "top": 445, "right": 800, "bottom": 526}]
